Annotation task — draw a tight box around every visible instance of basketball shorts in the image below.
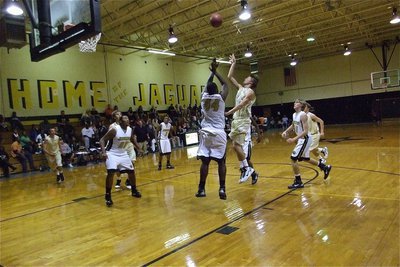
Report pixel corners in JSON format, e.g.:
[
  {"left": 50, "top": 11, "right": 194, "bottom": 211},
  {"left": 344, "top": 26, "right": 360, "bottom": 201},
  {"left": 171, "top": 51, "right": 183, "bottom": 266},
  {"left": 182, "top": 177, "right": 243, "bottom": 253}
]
[
  {"left": 229, "top": 118, "right": 251, "bottom": 146},
  {"left": 159, "top": 139, "right": 171, "bottom": 154},
  {"left": 309, "top": 133, "right": 320, "bottom": 151},
  {"left": 291, "top": 135, "right": 311, "bottom": 161},
  {"left": 197, "top": 128, "right": 227, "bottom": 159},
  {"left": 46, "top": 151, "right": 62, "bottom": 169},
  {"left": 106, "top": 151, "right": 134, "bottom": 171}
]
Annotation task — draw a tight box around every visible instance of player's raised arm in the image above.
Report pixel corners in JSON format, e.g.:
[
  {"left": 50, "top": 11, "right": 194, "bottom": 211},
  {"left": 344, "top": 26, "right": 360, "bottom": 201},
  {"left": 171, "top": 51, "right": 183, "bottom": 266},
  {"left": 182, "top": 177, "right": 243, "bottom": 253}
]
[{"left": 227, "top": 54, "right": 242, "bottom": 89}]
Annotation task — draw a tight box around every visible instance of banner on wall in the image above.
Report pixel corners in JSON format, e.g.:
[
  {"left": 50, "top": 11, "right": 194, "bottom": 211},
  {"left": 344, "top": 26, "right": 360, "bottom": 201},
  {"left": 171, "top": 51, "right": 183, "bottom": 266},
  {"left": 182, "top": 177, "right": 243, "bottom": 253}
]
[{"left": 3, "top": 77, "right": 203, "bottom": 117}]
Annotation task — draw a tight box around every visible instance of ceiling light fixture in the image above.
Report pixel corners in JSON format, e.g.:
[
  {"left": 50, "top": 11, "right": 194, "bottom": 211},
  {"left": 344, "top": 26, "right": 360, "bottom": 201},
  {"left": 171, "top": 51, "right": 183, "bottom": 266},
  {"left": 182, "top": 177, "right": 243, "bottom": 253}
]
[
  {"left": 168, "top": 25, "right": 178, "bottom": 44},
  {"left": 390, "top": 7, "right": 400, "bottom": 24},
  {"left": 290, "top": 56, "right": 297, "bottom": 66},
  {"left": 239, "top": 0, "right": 251, "bottom": 21},
  {"left": 148, "top": 49, "right": 175, "bottom": 56},
  {"left": 244, "top": 44, "right": 252, "bottom": 58},
  {"left": 343, "top": 45, "right": 351, "bottom": 56},
  {"left": 5, "top": 0, "right": 24, "bottom": 16}
]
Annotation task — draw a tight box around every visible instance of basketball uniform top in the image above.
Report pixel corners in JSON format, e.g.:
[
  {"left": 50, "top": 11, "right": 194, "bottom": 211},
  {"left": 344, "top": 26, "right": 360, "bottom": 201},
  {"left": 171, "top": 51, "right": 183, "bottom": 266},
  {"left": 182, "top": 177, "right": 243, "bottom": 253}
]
[
  {"left": 307, "top": 112, "right": 319, "bottom": 135},
  {"left": 107, "top": 125, "right": 132, "bottom": 154},
  {"left": 200, "top": 92, "right": 225, "bottom": 129},
  {"left": 159, "top": 122, "right": 171, "bottom": 141},
  {"left": 292, "top": 111, "right": 309, "bottom": 137},
  {"left": 233, "top": 87, "right": 255, "bottom": 120},
  {"left": 45, "top": 135, "right": 60, "bottom": 153}
]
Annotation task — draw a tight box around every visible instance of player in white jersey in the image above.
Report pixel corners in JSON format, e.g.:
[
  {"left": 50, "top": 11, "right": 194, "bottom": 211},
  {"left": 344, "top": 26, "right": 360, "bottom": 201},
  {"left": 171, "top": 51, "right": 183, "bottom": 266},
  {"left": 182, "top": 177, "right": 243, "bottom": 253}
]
[
  {"left": 108, "top": 111, "right": 139, "bottom": 190},
  {"left": 43, "top": 128, "right": 64, "bottom": 183},
  {"left": 304, "top": 102, "right": 332, "bottom": 179},
  {"left": 282, "top": 99, "right": 331, "bottom": 189},
  {"left": 195, "top": 60, "right": 229, "bottom": 200},
  {"left": 157, "top": 115, "right": 174, "bottom": 170},
  {"left": 304, "top": 103, "right": 329, "bottom": 160},
  {"left": 225, "top": 53, "right": 259, "bottom": 183},
  {"left": 100, "top": 115, "right": 141, "bottom": 207}
]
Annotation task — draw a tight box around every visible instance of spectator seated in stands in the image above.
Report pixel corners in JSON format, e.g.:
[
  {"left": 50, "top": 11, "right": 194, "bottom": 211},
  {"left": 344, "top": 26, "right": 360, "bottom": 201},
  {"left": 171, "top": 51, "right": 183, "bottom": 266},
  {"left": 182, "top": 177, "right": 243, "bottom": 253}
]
[
  {"left": 20, "top": 130, "right": 36, "bottom": 154},
  {"left": 10, "top": 111, "right": 24, "bottom": 131},
  {"left": 11, "top": 129, "right": 19, "bottom": 142},
  {"left": 60, "top": 139, "right": 74, "bottom": 167},
  {"left": 0, "top": 146, "right": 16, "bottom": 177},
  {"left": 81, "top": 123, "right": 95, "bottom": 150},
  {"left": 80, "top": 109, "right": 93, "bottom": 126},
  {"left": 56, "top": 110, "right": 69, "bottom": 135},
  {"left": 39, "top": 118, "right": 51, "bottom": 135},
  {"left": 10, "top": 139, "right": 37, "bottom": 172}
]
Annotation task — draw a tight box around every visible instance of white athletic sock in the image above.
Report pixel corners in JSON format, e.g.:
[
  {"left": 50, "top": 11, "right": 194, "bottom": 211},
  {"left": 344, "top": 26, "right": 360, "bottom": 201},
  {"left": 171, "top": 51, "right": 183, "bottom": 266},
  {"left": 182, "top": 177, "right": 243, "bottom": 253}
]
[{"left": 241, "top": 159, "right": 249, "bottom": 168}]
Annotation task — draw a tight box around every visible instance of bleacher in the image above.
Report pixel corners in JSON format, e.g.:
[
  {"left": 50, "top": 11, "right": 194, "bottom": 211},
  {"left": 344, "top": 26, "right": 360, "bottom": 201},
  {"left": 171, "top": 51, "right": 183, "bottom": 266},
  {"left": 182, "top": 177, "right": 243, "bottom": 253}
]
[{"left": 0, "top": 118, "right": 82, "bottom": 177}]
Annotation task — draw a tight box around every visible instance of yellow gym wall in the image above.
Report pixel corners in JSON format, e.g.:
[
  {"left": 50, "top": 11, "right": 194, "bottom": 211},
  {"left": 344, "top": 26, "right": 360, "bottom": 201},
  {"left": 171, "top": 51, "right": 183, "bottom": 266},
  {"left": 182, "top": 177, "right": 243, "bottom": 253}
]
[
  {"left": 257, "top": 47, "right": 399, "bottom": 105},
  {"left": 0, "top": 45, "right": 243, "bottom": 117},
  {"left": 0, "top": 44, "right": 399, "bottom": 118}
]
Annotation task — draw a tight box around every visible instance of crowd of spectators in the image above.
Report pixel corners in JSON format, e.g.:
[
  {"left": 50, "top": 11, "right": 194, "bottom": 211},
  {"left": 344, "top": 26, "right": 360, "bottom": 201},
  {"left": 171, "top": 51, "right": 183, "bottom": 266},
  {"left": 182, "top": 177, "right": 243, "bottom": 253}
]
[{"left": 1, "top": 104, "right": 278, "bottom": 177}]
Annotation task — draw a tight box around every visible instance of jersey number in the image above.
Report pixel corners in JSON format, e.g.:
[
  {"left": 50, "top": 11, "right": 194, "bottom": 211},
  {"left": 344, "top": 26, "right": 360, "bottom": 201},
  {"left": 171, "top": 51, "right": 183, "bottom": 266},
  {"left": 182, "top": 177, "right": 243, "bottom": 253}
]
[{"left": 204, "top": 99, "right": 219, "bottom": 111}]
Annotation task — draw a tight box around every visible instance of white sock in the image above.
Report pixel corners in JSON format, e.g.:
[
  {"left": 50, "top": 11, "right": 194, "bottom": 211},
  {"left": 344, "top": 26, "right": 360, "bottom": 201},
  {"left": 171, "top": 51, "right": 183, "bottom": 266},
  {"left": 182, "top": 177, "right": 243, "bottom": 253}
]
[{"left": 241, "top": 159, "right": 248, "bottom": 168}]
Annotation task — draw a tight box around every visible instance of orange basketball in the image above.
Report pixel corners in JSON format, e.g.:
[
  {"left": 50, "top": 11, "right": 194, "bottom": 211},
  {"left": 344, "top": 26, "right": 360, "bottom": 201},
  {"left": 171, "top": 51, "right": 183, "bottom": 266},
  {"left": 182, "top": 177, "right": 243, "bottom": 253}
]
[{"left": 210, "top": 13, "right": 223, "bottom": 27}]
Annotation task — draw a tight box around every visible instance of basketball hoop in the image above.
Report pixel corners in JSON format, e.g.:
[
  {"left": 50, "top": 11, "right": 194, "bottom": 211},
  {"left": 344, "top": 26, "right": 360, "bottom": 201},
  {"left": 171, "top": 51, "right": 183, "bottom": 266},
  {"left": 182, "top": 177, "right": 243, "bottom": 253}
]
[{"left": 79, "top": 33, "right": 101, "bottom": 52}]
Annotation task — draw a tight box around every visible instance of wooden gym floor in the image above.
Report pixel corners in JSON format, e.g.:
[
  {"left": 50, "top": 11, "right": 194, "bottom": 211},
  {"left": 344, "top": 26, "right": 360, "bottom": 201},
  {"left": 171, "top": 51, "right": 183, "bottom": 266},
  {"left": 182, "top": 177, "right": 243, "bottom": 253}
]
[{"left": 0, "top": 121, "right": 399, "bottom": 266}]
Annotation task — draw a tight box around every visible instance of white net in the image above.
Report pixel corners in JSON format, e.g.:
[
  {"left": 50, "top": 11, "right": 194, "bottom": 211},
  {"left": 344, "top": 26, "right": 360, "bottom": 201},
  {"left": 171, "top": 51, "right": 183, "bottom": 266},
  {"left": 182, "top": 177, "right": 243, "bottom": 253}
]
[{"left": 79, "top": 33, "right": 102, "bottom": 52}]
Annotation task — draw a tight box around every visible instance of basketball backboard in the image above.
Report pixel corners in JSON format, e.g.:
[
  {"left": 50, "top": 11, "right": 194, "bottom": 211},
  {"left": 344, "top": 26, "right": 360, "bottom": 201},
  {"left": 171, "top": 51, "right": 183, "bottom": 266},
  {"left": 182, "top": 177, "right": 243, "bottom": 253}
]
[
  {"left": 27, "top": 0, "right": 101, "bottom": 62},
  {"left": 371, "top": 69, "right": 400, "bottom": 90}
]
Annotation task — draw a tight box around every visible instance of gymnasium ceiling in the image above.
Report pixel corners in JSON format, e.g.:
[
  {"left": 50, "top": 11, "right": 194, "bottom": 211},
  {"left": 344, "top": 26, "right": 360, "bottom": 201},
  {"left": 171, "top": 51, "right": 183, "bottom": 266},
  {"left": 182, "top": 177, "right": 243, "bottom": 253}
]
[{"left": 99, "top": 0, "right": 400, "bottom": 67}]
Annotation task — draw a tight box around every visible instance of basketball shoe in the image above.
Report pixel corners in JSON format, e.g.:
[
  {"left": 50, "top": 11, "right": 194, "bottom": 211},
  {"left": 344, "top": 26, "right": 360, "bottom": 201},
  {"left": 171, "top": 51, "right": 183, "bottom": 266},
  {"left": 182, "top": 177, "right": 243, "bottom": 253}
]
[
  {"left": 239, "top": 167, "right": 254, "bottom": 183},
  {"left": 324, "top": 165, "right": 332, "bottom": 179},
  {"left": 251, "top": 171, "right": 259, "bottom": 185},
  {"left": 195, "top": 189, "right": 206, "bottom": 197},
  {"left": 219, "top": 188, "right": 226, "bottom": 200},
  {"left": 105, "top": 194, "right": 113, "bottom": 207},
  {"left": 131, "top": 189, "right": 142, "bottom": 198},
  {"left": 288, "top": 179, "right": 304, "bottom": 189}
]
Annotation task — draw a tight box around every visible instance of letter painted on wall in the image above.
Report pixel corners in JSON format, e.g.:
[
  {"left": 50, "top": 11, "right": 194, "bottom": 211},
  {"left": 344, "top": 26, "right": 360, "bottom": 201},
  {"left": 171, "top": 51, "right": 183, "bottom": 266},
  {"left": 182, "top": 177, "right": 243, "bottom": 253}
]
[
  {"left": 37, "top": 80, "right": 59, "bottom": 109},
  {"left": 63, "top": 80, "right": 87, "bottom": 107},
  {"left": 176, "top": 84, "right": 186, "bottom": 105},
  {"left": 111, "top": 81, "right": 127, "bottom": 104},
  {"left": 164, "top": 84, "right": 175, "bottom": 105},
  {"left": 149, "top": 83, "right": 162, "bottom": 106},
  {"left": 7, "top": 79, "right": 33, "bottom": 109},
  {"left": 190, "top": 85, "right": 200, "bottom": 106},
  {"left": 133, "top": 83, "right": 146, "bottom": 107},
  {"left": 91, "top": 81, "right": 107, "bottom": 109}
]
